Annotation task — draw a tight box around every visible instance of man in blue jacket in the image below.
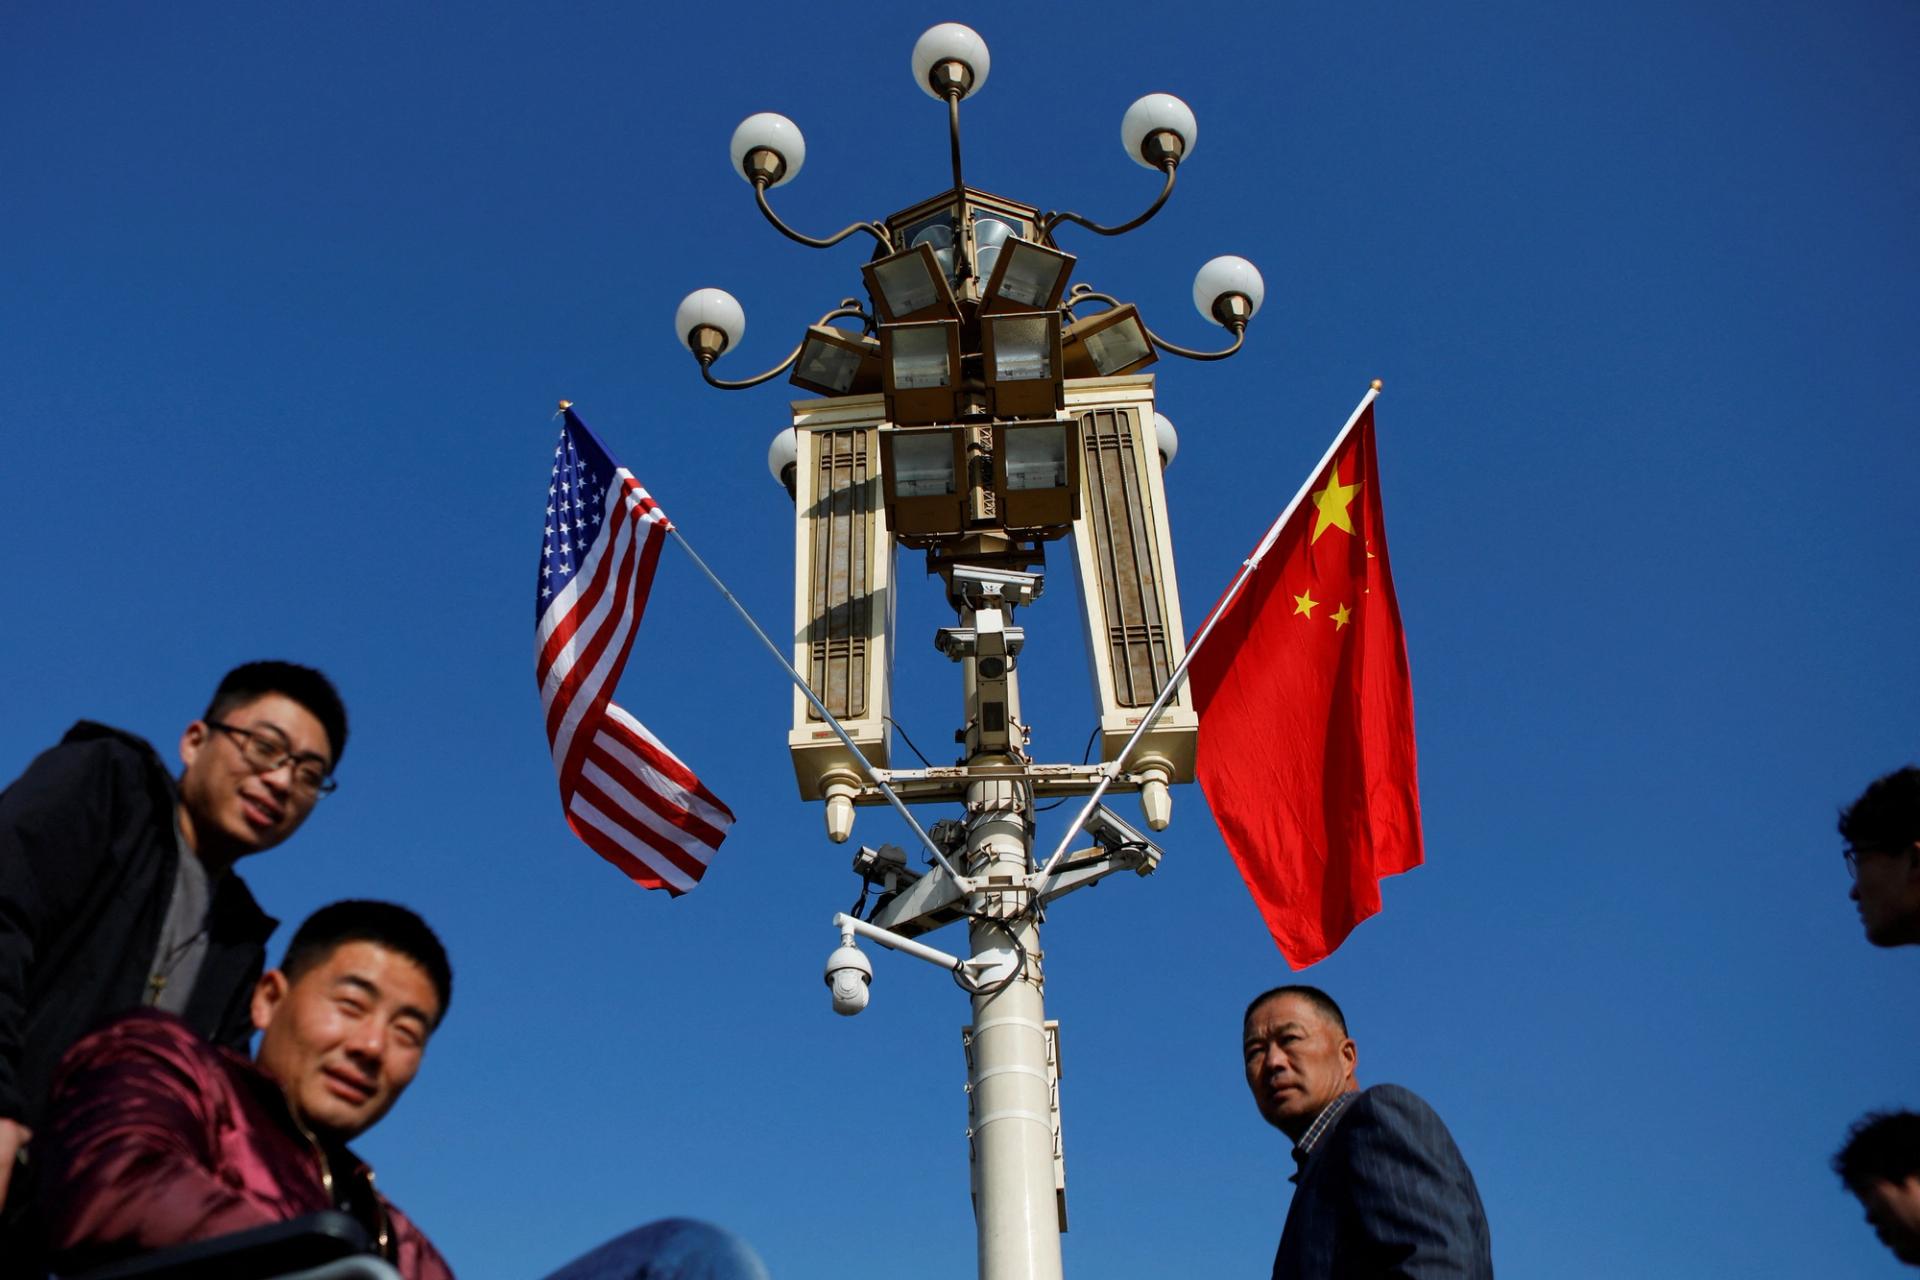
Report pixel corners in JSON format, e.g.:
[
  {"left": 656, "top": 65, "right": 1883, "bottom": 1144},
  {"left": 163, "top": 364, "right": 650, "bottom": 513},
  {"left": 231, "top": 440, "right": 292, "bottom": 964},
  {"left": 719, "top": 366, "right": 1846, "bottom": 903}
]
[
  {"left": 0, "top": 660, "right": 347, "bottom": 1261},
  {"left": 1243, "top": 985, "right": 1493, "bottom": 1278}
]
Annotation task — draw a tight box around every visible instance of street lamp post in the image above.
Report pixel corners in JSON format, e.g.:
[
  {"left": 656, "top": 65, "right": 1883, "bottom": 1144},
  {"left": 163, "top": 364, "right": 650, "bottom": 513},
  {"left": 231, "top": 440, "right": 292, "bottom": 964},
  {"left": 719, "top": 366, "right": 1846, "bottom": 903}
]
[{"left": 676, "top": 25, "right": 1264, "bottom": 1280}]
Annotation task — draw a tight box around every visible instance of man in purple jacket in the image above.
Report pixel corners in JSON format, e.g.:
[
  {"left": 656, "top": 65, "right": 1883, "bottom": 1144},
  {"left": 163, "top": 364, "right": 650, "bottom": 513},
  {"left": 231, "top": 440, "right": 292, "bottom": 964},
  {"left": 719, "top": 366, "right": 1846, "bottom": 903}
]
[
  {"left": 42, "top": 901, "right": 769, "bottom": 1280},
  {"left": 44, "top": 900, "right": 454, "bottom": 1280}
]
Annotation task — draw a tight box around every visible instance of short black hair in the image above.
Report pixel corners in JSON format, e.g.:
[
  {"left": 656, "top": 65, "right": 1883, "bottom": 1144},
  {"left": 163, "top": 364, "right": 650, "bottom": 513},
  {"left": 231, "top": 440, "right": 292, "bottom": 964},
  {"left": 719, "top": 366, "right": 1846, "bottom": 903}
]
[
  {"left": 1834, "top": 1110, "right": 1920, "bottom": 1192},
  {"left": 206, "top": 661, "right": 349, "bottom": 766},
  {"left": 1244, "top": 984, "right": 1348, "bottom": 1037},
  {"left": 1840, "top": 766, "right": 1920, "bottom": 855},
  {"left": 280, "top": 900, "right": 452, "bottom": 1025}
]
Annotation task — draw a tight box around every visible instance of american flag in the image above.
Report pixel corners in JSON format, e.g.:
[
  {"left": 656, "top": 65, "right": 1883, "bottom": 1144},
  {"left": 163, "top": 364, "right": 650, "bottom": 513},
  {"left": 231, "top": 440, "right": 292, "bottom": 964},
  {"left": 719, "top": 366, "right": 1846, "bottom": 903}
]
[{"left": 534, "top": 406, "right": 734, "bottom": 893}]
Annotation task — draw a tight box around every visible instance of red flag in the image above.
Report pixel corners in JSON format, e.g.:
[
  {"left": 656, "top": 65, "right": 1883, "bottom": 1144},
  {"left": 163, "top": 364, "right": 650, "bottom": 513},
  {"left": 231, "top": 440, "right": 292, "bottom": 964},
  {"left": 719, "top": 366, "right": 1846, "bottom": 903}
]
[{"left": 1187, "top": 398, "right": 1422, "bottom": 967}]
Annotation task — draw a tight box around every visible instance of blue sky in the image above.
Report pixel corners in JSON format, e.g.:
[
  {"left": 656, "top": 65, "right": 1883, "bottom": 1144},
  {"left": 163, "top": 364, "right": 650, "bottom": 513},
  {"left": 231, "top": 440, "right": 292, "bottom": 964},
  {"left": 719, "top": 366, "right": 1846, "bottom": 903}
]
[{"left": 3, "top": 2, "right": 1917, "bottom": 1276}]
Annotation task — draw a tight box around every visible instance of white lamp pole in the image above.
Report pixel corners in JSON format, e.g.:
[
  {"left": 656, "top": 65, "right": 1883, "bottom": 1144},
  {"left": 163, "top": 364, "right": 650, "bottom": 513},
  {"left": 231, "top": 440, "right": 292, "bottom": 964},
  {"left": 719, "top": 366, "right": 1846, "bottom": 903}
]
[{"left": 679, "top": 25, "right": 1267, "bottom": 1279}]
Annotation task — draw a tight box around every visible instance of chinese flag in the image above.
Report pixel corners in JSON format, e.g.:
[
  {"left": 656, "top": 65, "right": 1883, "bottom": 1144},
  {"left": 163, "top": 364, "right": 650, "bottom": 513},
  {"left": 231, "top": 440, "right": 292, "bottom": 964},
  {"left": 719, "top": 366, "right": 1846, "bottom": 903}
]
[{"left": 1187, "top": 399, "right": 1422, "bottom": 968}]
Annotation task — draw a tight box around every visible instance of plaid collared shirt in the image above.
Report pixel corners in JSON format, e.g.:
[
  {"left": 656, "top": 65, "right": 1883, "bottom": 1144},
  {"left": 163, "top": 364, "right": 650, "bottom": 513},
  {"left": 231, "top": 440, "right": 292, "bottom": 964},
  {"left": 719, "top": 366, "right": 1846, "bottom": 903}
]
[{"left": 1289, "top": 1089, "right": 1358, "bottom": 1184}]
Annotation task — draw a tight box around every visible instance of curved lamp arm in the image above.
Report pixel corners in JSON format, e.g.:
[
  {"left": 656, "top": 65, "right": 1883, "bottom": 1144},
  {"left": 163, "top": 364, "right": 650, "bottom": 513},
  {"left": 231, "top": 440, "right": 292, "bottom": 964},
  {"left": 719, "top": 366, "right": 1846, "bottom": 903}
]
[
  {"left": 1142, "top": 320, "right": 1245, "bottom": 361},
  {"left": 1064, "top": 284, "right": 1123, "bottom": 312},
  {"left": 1041, "top": 161, "right": 1177, "bottom": 243},
  {"left": 699, "top": 300, "right": 874, "bottom": 390},
  {"left": 701, "top": 341, "right": 801, "bottom": 389},
  {"left": 818, "top": 299, "right": 877, "bottom": 335},
  {"left": 1065, "top": 285, "right": 1247, "bottom": 361},
  {"left": 753, "top": 180, "right": 893, "bottom": 252}
]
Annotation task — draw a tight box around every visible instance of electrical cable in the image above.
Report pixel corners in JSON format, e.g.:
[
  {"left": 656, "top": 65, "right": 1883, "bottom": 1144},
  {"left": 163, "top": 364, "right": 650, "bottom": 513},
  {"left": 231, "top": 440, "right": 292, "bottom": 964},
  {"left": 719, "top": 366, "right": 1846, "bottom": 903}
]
[
  {"left": 1034, "top": 726, "right": 1102, "bottom": 812},
  {"left": 884, "top": 716, "right": 934, "bottom": 768},
  {"left": 952, "top": 908, "right": 1031, "bottom": 997}
]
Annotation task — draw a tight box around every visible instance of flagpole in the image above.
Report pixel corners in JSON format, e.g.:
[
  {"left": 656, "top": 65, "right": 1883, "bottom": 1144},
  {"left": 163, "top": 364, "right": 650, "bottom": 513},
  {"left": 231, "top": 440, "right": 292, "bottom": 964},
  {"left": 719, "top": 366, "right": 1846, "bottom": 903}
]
[
  {"left": 1032, "top": 381, "right": 1382, "bottom": 888},
  {"left": 664, "top": 525, "right": 966, "bottom": 886}
]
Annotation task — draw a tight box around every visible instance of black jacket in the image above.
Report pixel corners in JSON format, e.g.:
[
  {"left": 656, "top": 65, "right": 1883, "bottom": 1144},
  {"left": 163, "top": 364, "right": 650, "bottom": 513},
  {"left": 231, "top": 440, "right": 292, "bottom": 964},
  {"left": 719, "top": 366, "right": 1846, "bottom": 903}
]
[
  {"left": 1274, "top": 1085, "right": 1493, "bottom": 1279},
  {"left": 0, "top": 723, "right": 277, "bottom": 1209}
]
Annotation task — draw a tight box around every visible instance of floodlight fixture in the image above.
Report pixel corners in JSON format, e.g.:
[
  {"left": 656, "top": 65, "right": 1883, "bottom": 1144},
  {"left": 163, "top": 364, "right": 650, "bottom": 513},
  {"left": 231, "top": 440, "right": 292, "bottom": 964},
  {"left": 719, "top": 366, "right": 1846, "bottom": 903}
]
[
  {"left": 992, "top": 418, "right": 1080, "bottom": 534},
  {"left": 878, "top": 425, "right": 969, "bottom": 539},
  {"left": 982, "top": 312, "right": 1065, "bottom": 419},
  {"left": 879, "top": 319, "right": 966, "bottom": 424},
  {"left": 864, "top": 243, "right": 962, "bottom": 324},
  {"left": 1062, "top": 304, "right": 1157, "bottom": 378},
  {"left": 971, "top": 215, "right": 1016, "bottom": 282},
  {"left": 791, "top": 325, "right": 883, "bottom": 396},
  {"left": 980, "top": 238, "right": 1074, "bottom": 314}
]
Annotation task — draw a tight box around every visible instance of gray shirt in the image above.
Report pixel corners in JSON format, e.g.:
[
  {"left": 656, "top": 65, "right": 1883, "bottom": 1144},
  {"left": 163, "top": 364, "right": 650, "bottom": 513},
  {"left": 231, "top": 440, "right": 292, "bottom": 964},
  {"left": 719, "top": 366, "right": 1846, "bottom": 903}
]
[{"left": 145, "top": 817, "right": 214, "bottom": 1015}]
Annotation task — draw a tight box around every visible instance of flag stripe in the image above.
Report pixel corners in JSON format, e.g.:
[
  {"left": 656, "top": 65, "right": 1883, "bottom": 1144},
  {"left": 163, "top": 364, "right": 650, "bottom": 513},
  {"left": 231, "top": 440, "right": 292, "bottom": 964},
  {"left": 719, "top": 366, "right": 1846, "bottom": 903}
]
[
  {"left": 574, "top": 764, "right": 714, "bottom": 880},
  {"left": 600, "top": 704, "right": 734, "bottom": 820},
  {"left": 586, "top": 734, "right": 730, "bottom": 847},
  {"left": 549, "top": 514, "right": 663, "bottom": 787},
  {"left": 567, "top": 796, "right": 698, "bottom": 895}
]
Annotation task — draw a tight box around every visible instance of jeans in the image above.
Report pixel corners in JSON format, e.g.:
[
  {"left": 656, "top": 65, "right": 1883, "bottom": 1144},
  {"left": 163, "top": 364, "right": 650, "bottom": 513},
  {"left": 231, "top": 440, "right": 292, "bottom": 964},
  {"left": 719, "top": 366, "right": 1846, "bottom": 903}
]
[{"left": 536, "top": 1219, "right": 769, "bottom": 1280}]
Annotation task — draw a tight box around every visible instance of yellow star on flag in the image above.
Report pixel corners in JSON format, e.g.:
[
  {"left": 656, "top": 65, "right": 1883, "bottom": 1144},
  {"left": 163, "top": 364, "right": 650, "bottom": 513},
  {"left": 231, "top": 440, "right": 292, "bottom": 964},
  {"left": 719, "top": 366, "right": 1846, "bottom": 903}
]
[
  {"left": 1293, "top": 590, "right": 1319, "bottom": 617},
  {"left": 1331, "top": 603, "right": 1352, "bottom": 630},
  {"left": 1311, "top": 464, "right": 1362, "bottom": 544}
]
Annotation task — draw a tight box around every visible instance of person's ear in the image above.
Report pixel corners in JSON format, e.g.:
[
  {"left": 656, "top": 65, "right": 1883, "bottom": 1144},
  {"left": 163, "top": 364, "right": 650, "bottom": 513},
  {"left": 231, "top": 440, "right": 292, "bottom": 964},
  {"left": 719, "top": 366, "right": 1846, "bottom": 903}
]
[
  {"left": 251, "top": 969, "right": 290, "bottom": 1033},
  {"left": 179, "top": 721, "right": 210, "bottom": 773}
]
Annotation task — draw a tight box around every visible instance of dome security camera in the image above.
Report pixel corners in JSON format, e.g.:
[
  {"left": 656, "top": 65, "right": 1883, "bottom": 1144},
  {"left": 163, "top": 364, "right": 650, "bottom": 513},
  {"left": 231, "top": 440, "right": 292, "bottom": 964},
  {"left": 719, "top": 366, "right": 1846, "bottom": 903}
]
[{"left": 825, "top": 943, "right": 873, "bottom": 1016}]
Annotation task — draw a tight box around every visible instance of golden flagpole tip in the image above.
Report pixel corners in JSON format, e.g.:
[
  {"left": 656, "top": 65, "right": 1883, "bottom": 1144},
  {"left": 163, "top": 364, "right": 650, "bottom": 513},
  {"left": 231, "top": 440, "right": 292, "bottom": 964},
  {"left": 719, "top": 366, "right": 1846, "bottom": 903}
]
[
  {"left": 557, "top": 399, "right": 574, "bottom": 411},
  {"left": 1370, "top": 379, "right": 1383, "bottom": 391}
]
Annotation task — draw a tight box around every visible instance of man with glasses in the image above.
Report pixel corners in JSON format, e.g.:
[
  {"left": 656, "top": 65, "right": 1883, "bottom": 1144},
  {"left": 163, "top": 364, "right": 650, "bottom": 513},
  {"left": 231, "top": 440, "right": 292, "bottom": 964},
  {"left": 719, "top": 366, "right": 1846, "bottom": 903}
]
[
  {"left": 0, "top": 660, "right": 347, "bottom": 1265},
  {"left": 1839, "top": 765, "right": 1920, "bottom": 948}
]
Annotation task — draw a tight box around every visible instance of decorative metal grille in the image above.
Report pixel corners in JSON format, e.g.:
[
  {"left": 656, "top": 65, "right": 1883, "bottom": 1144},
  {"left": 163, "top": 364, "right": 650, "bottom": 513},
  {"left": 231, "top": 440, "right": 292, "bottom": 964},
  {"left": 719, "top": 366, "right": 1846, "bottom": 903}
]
[
  {"left": 1077, "top": 407, "right": 1173, "bottom": 707},
  {"left": 805, "top": 429, "right": 876, "bottom": 719}
]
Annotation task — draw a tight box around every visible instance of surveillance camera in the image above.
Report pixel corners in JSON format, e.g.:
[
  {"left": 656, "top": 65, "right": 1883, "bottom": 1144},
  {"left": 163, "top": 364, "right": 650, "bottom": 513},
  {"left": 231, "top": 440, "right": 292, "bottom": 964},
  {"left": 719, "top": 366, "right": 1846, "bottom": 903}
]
[
  {"left": 1083, "top": 803, "right": 1151, "bottom": 853},
  {"left": 948, "top": 564, "right": 1043, "bottom": 608},
  {"left": 1082, "top": 804, "right": 1164, "bottom": 871},
  {"left": 934, "top": 625, "right": 1025, "bottom": 661},
  {"left": 824, "top": 943, "right": 872, "bottom": 1016}
]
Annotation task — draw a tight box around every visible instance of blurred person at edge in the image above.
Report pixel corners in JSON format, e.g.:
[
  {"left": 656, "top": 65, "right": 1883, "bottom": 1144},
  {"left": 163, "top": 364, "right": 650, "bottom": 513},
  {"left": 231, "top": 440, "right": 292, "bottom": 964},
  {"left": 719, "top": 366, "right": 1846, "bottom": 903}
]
[
  {"left": 1834, "top": 1112, "right": 1920, "bottom": 1268},
  {"left": 1840, "top": 765, "right": 1920, "bottom": 947}
]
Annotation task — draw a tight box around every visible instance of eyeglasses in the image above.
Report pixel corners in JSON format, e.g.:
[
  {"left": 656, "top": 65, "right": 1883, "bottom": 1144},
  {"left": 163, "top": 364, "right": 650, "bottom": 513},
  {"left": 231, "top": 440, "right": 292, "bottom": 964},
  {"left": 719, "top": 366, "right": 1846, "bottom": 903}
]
[
  {"left": 1843, "top": 845, "right": 1886, "bottom": 881},
  {"left": 207, "top": 721, "right": 337, "bottom": 797}
]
